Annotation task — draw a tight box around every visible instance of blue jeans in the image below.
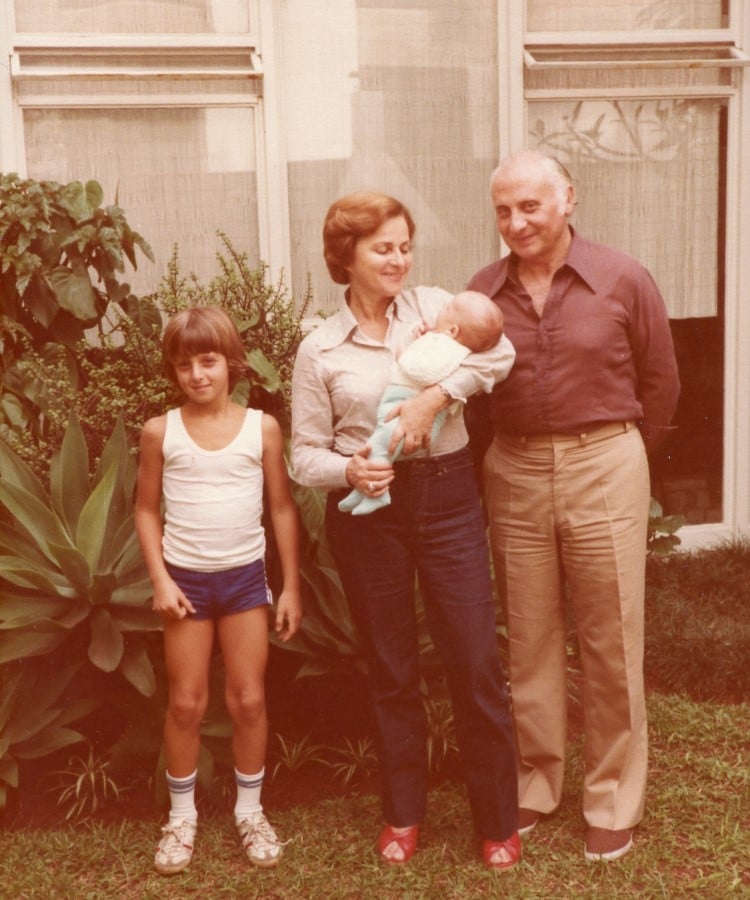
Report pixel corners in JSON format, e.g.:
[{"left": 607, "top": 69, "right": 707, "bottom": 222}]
[{"left": 326, "top": 447, "right": 518, "bottom": 841}]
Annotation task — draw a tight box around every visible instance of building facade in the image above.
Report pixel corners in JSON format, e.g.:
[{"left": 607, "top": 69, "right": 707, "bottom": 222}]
[{"left": 1, "top": 0, "right": 749, "bottom": 547}]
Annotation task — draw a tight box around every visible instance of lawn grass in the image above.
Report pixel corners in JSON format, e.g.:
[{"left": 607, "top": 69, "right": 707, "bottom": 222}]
[{"left": 2, "top": 692, "right": 747, "bottom": 899}]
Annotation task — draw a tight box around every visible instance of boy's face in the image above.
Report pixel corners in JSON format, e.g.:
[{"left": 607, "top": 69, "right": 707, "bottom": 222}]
[{"left": 173, "top": 351, "right": 230, "bottom": 404}]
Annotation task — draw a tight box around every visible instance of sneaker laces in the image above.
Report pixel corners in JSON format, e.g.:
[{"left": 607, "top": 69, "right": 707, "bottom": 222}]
[
  {"left": 238, "top": 811, "right": 287, "bottom": 861},
  {"left": 158, "top": 820, "right": 195, "bottom": 860}
]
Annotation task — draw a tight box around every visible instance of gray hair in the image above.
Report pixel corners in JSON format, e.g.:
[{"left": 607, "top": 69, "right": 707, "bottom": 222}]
[{"left": 491, "top": 150, "right": 574, "bottom": 213}]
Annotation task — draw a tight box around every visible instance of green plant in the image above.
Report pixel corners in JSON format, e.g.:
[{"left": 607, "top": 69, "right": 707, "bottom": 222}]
[
  {"left": 0, "top": 660, "right": 96, "bottom": 808},
  {"left": 647, "top": 497, "right": 685, "bottom": 556},
  {"left": 424, "top": 694, "right": 458, "bottom": 775},
  {"left": 48, "top": 745, "right": 121, "bottom": 822},
  {"left": 644, "top": 539, "right": 750, "bottom": 701},
  {"left": 0, "top": 414, "right": 159, "bottom": 694},
  {"left": 0, "top": 174, "right": 153, "bottom": 443},
  {"left": 271, "top": 483, "right": 364, "bottom": 678},
  {"left": 149, "top": 236, "right": 311, "bottom": 429},
  {"left": 270, "top": 734, "right": 328, "bottom": 780},
  {"left": 326, "top": 736, "right": 378, "bottom": 787}
]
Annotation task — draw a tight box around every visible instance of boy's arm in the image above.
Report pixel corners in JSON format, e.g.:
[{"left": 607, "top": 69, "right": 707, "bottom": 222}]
[
  {"left": 134, "top": 417, "right": 195, "bottom": 619},
  {"left": 261, "top": 414, "right": 302, "bottom": 642}
]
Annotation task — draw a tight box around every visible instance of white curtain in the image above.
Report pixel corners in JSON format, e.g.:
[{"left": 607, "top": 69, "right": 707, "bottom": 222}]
[
  {"left": 13, "top": 0, "right": 249, "bottom": 33},
  {"left": 24, "top": 106, "right": 259, "bottom": 297},
  {"left": 529, "top": 98, "right": 722, "bottom": 318},
  {"left": 280, "top": 0, "right": 501, "bottom": 312},
  {"left": 526, "top": 0, "right": 724, "bottom": 31}
]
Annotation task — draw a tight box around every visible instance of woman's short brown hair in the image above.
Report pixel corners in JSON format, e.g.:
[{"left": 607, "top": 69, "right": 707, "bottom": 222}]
[
  {"left": 162, "top": 306, "right": 248, "bottom": 390},
  {"left": 323, "top": 191, "right": 416, "bottom": 285}
]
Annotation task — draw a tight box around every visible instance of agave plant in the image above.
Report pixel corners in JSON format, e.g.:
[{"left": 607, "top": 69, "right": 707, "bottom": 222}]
[
  {"left": 0, "top": 413, "right": 159, "bottom": 695},
  {"left": 0, "top": 659, "right": 96, "bottom": 808}
]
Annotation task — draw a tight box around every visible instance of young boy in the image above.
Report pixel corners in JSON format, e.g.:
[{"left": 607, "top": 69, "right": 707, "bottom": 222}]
[
  {"left": 338, "top": 290, "right": 503, "bottom": 515},
  {"left": 135, "top": 306, "right": 302, "bottom": 875}
]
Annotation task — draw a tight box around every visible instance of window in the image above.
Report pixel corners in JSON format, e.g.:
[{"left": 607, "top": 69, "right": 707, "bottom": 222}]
[
  {"left": 3, "top": 0, "right": 289, "bottom": 295},
  {"left": 498, "top": 0, "right": 750, "bottom": 532}
]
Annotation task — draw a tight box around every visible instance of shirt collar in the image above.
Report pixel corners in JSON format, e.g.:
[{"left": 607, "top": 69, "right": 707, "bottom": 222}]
[
  {"left": 501, "top": 228, "right": 598, "bottom": 294},
  {"left": 312, "top": 290, "right": 403, "bottom": 351}
]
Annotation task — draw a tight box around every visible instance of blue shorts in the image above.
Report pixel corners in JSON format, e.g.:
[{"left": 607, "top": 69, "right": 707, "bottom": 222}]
[{"left": 165, "top": 559, "right": 272, "bottom": 621}]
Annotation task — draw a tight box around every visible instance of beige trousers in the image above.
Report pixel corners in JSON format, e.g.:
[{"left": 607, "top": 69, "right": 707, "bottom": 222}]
[{"left": 483, "top": 422, "right": 650, "bottom": 829}]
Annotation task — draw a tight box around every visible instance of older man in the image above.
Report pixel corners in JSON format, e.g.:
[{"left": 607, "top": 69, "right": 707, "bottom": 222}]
[{"left": 468, "top": 150, "right": 680, "bottom": 861}]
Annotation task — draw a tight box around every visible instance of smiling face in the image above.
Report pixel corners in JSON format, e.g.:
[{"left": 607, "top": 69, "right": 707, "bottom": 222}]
[
  {"left": 491, "top": 153, "right": 574, "bottom": 268},
  {"left": 173, "top": 351, "right": 230, "bottom": 405},
  {"left": 347, "top": 215, "right": 413, "bottom": 302}
]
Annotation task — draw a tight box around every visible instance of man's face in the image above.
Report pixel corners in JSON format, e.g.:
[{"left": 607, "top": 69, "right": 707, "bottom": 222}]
[{"left": 491, "top": 160, "right": 574, "bottom": 266}]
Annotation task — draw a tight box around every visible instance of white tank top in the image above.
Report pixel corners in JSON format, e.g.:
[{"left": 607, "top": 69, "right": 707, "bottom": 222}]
[{"left": 161, "top": 407, "right": 265, "bottom": 572}]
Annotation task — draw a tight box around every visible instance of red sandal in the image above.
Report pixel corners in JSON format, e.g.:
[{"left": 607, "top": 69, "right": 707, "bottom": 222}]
[
  {"left": 482, "top": 831, "right": 522, "bottom": 870},
  {"left": 377, "top": 824, "right": 420, "bottom": 864}
]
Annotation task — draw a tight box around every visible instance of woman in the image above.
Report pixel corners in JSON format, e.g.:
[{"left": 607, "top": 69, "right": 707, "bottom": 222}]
[{"left": 290, "top": 192, "right": 520, "bottom": 869}]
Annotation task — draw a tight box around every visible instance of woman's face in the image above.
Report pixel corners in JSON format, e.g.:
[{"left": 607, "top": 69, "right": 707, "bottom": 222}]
[{"left": 347, "top": 215, "right": 412, "bottom": 300}]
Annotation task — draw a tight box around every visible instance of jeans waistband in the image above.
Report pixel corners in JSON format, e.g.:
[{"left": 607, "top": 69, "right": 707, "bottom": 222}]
[
  {"left": 496, "top": 421, "right": 635, "bottom": 449},
  {"left": 393, "top": 445, "right": 471, "bottom": 473}
]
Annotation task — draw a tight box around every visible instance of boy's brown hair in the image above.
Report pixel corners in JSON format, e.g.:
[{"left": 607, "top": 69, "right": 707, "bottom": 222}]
[{"left": 162, "top": 306, "right": 248, "bottom": 390}]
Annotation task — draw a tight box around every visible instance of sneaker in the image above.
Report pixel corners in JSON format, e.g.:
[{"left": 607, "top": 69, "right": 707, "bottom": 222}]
[
  {"left": 584, "top": 827, "right": 634, "bottom": 861},
  {"left": 237, "top": 811, "right": 285, "bottom": 868},
  {"left": 154, "top": 819, "right": 197, "bottom": 875}
]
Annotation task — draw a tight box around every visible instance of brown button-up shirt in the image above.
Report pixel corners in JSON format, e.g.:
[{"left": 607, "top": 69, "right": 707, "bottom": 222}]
[{"left": 467, "top": 230, "right": 680, "bottom": 450}]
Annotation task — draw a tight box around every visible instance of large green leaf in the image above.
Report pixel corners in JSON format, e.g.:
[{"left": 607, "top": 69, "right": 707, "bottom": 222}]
[
  {"left": 109, "top": 605, "right": 161, "bottom": 631},
  {"left": 14, "top": 726, "right": 84, "bottom": 760},
  {"left": 0, "top": 437, "right": 49, "bottom": 505},
  {"left": 51, "top": 413, "right": 89, "bottom": 533},
  {"left": 45, "top": 541, "right": 90, "bottom": 598},
  {"left": 88, "top": 606, "right": 123, "bottom": 672},
  {"left": 0, "top": 630, "right": 65, "bottom": 664},
  {"left": 119, "top": 642, "right": 157, "bottom": 697},
  {"left": 76, "top": 458, "right": 118, "bottom": 571},
  {"left": 0, "top": 480, "right": 71, "bottom": 562},
  {"left": 0, "top": 522, "right": 58, "bottom": 568},
  {"left": 0, "top": 555, "right": 73, "bottom": 595},
  {"left": 0, "top": 594, "right": 62, "bottom": 627},
  {"left": 46, "top": 267, "right": 98, "bottom": 320}
]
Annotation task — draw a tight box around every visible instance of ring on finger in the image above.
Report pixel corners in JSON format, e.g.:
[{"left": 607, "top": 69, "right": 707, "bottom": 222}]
[{"left": 367, "top": 481, "right": 374, "bottom": 492}]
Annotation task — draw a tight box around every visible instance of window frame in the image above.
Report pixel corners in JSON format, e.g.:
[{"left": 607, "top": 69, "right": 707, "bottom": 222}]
[{"left": 0, "top": 0, "right": 291, "bottom": 283}]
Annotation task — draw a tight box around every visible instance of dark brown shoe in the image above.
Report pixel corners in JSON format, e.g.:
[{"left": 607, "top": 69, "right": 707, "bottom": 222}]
[{"left": 584, "top": 827, "right": 634, "bottom": 861}]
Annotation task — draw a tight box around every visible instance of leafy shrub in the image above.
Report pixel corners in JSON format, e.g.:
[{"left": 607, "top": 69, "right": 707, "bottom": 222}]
[
  {"left": 0, "top": 174, "right": 153, "bottom": 461},
  {"left": 645, "top": 540, "right": 750, "bottom": 701}
]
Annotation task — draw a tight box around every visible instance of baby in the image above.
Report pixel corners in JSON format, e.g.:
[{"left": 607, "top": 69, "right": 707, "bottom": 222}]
[{"left": 339, "top": 290, "right": 503, "bottom": 515}]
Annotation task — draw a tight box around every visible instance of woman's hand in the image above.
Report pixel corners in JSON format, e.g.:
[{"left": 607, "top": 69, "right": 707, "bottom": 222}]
[
  {"left": 346, "top": 446, "right": 394, "bottom": 498},
  {"left": 384, "top": 384, "right": 447, "bottom": 456}
]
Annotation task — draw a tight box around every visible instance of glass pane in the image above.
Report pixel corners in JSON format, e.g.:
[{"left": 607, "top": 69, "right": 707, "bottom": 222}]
[
  {"left": 526, "top": 0, "right": 726, "bottom": 31},
  {"left": 281, "top": 0, "right": 499, "bottom": 312},
  {"left": 529, "top": 98, "right": 721, "bottom": 319},
  {"left": 24, "top": 107, "right": 259, "bottom": 296},
  {"left": 529, "top": 97, "right": 725, "bottom": 524},
  {"left": 14, "top": 0, "right": 250, "bottom": 33}
]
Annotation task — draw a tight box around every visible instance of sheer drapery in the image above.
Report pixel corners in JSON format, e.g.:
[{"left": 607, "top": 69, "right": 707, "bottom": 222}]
[
  {"left": 13, "top": 0, "right": 250, "bottom": 33},
  {"left": 529, "top": 98, "right": 722, "bottom": 319},
  {"left": 280, "top": 0, "right": 500, "bottom": 312},
  {"left": 523, "top": 0, "right": 727, "bottom": 319},
  {"left": 24, "top": 106, "right": 259, "bottom": 297},
  {"left": 526, "top": 0, "right": 724, "bottom": 31}
]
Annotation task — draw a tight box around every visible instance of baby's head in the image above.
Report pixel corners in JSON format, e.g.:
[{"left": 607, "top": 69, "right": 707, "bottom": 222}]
[{"left": 434, "top": 290, "right": 504, "bottom": 352}]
